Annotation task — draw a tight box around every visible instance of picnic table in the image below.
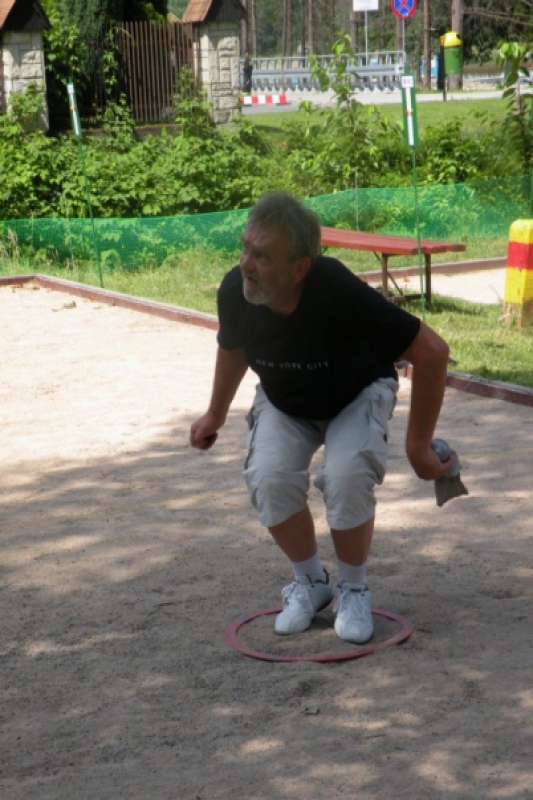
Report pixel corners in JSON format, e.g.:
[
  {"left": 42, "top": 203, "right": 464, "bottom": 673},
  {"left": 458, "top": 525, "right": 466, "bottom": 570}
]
[{"left": 320, "top": 227, "right": 467, "bottom": 305}]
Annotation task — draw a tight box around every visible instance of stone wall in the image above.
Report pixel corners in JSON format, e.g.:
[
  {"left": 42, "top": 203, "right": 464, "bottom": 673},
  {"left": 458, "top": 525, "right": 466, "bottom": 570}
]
[
  {"left": 1, "top": 30, "right": 49, "bottom": 129},
  {"left": 195, "top": 23, "right": 240, "bottom": 125}
]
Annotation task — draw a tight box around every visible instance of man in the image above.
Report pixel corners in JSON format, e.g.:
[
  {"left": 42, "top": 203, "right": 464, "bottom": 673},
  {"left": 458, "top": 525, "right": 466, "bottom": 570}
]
[
  {"left": 242, "top": 52, "right": 253, "bottom": 93},
  {"left": 190, "top": 192, "right": 452, "bottom": 644}
]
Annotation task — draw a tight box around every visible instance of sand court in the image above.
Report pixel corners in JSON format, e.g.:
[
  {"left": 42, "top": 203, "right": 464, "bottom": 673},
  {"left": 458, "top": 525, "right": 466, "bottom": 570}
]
[{"left": 2, "top": 279, "right": 533, "bottom": 800}]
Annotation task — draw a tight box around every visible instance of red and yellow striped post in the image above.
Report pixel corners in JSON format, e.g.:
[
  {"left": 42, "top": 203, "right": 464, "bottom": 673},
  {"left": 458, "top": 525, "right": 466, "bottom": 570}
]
[{"left": 504, "top": 219, "right": 533, "bottom": 328}]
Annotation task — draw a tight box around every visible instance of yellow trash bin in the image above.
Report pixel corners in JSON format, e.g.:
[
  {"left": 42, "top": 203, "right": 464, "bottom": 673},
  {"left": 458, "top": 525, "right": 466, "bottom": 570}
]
[{"left": 440, "top": 31, "right": 463, "bottom": 77}]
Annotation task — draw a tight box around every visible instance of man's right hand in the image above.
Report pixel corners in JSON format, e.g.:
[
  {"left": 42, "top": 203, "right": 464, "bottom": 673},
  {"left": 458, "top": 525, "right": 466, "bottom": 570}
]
[
  {"left": 189, "top": 345, "right": 248, "bottom": 451},
  {"left": 189, "top": 413, "right": 222, "bottom": 450}
]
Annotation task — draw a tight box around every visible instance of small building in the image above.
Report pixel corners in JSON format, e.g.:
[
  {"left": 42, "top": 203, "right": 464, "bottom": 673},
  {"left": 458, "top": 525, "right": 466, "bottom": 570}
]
[
  {"left": 183, "top": 0, "right": 245, "bottom": 124},
  {"left": 0, "top": 0, "right": 51, "bottom": 127}
]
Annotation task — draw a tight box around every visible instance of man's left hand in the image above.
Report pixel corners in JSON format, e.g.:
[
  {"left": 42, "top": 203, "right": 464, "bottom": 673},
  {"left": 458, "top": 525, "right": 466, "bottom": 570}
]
[{"left": 406, "top": 442, "right": 453, "bottom": 481}]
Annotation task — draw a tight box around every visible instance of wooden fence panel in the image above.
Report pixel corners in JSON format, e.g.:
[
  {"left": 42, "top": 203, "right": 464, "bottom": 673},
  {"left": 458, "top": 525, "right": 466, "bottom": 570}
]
[
  {"left": 116, "top": 21, "right": 195, "bottom": 123},
  {"left": 86, "top": 21, "right": 195, "bottom": 125}
]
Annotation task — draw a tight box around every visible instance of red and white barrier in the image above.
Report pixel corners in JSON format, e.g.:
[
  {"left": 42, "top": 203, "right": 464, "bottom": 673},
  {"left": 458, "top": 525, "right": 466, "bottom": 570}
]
[{"left": 241, "top": 94, "right": 290, "bottom": 106}]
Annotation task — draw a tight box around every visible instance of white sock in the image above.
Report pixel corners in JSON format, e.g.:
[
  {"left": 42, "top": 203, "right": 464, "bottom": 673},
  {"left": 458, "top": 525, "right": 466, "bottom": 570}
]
[
  {"left": 291, "top": 553, "right": 327, "bottom": 584},
  {"left": 337, "top": 559, "right": 367, "bottom": 589}
]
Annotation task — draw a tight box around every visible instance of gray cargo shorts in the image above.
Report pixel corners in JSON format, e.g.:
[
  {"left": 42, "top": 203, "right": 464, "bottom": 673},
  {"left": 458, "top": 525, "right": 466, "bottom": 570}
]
[{"left": 243, "top": 377, "right": 399, "bottom": 529}]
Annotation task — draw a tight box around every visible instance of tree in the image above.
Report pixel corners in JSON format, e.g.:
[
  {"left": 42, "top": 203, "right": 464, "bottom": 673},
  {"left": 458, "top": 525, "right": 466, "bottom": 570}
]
[
  {"left": 168, "top": 0, "right": 189, "bottom": 18},
  {"left": 448, "top": 0, "right": 463, "bottom": 89},
  {"left": 42, "top": 0, "right": 169, "bottom": 130},
  {"left": 308, "top": 0, "right": 315, "bottom": 54},
  {"left": 53, "top": 1, "right": 121, "bottom": 105},
  {"left": 497, "top": 40, "right": 533, "bottom": 185},
  {"left": 422, "top": 0, "right": 431, "bottom": 89},
  {"left": 240, "top": 0, "right": 248, "bottom": 52},
  {"left": 462, "top": 1, "right": 533, "bottom": 61},
  {"left": 282, "top": 0, "right": 292, "bottom": 56},
  {"left": 230, "top": 0, "right": 533, "bottom": 65},
  {"left": 250, "top": 0, "right": 258, "bottom": 55},
  {"left": 125, "top": 1, "right": 168, "bottom": 19}
]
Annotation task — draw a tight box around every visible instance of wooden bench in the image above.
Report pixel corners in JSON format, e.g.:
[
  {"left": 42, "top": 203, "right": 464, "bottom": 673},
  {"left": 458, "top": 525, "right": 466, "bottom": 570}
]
[{"left": 320, "top": 227, "right": 467, "bottom": 305}]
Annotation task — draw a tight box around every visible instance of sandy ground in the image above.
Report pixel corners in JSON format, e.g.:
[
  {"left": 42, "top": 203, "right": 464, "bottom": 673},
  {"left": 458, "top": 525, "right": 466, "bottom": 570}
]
[
  {"left": 400, "top": 268, "right": 506, "bottom": 306},
  {"left": 2, "top": 279, "right": 533, "bottom": 800}
]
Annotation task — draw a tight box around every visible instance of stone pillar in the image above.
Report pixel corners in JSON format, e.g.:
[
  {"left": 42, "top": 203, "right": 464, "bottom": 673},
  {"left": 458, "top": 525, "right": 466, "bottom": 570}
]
[
  {"left": 195, "top": 23, "right": 240, "bottom": 124},
  {"left": 2, "top": 30, "right": 49, "bottom": 130}
]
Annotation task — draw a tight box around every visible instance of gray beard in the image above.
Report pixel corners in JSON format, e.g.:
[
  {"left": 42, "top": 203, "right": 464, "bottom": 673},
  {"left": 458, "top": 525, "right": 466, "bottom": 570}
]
[{"left": 242, "top": 280, "right": 270, "bottom": 306}]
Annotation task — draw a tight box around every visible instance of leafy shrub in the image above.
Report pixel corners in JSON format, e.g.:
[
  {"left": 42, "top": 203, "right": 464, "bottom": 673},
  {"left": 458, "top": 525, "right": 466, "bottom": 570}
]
[
  {"left": 0, "top": 104, "right": 62, "bottom": 217},
  {"left": 0, "top": 61, "right": 530, "bottom": 222},
  {"left": 42, "top": 6, "right": 85, "bottom": 130},
  {"left": 496, "top": 41, "right": 533, "bottom": 206},
  {"left": 7, "top": 83, "right": 48, "bottom": 132},
  {"left": 417, "top": 120, "right": 493, "bottom": 184}
]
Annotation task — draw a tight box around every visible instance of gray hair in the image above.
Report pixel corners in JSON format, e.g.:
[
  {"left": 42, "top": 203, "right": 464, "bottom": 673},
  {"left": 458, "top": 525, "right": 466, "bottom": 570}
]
[{"left": 247, "top": 191, "right": 321, "bottom": 261}]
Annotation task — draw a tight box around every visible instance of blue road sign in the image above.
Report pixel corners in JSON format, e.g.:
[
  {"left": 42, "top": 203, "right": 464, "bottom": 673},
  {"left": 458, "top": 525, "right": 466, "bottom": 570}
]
[{"left": 391, "top": 0, "right": 417, "bottom": 20}]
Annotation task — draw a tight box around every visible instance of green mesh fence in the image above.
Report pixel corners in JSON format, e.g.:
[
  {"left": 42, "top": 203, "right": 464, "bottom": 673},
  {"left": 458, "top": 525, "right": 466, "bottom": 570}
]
[{"left": 1, "top": 177, "right": 531, "bottom": 272}]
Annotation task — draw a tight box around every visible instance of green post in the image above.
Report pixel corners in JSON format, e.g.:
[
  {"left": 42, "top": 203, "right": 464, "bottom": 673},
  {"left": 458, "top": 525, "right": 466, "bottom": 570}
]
[
  {"left": 401, "top": 72, "right": 425, "bottom": 320},
  {"left": 67, "top": 81, "right": 104, "bottom": 289},
  {"left": 401, "top": 73, "right": 419, "bottom": 149}
]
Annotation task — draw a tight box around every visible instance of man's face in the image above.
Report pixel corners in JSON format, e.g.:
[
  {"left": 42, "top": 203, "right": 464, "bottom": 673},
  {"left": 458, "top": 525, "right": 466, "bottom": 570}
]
[{"left": 239, "top": 224, "right": 304, "bottom": 312}]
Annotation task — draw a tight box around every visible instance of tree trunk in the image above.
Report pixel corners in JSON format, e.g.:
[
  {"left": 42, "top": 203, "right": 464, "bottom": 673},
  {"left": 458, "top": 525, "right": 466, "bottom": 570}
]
[
  {"left": 449, "top": 0, "right": 463, "bottom": 90},
  {"left": 308, "top": 0, "right": 314, "bottom": 55},
  {"left": 282, "top": 0, "right": 293, "bottom": 57},
  {"left": 349, "top": 10, "right": 359, "bottom": 52},
  {"left": 422, "top": 0, "right": 431, "bottom": 89},
  {"left": 300, "top": 0, "right": 306, "bottom": 56},
  {"left": 250, "top": 0, "right": 257, "bottom": 56},
  {"left": 396, "top": 16, "right": 403, "bottom": 53},
  {"left": 240, "top": 0, "right": 248, "bottom": 53}
]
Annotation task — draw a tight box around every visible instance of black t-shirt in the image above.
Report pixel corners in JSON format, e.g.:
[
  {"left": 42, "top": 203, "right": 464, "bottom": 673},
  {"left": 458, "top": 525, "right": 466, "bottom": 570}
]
[{"left": 217, "top": 256, "right": 421, "bottom": 419}]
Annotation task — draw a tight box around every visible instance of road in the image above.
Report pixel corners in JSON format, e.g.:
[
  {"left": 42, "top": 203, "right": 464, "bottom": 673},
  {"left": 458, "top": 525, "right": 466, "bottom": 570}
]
[{"left": 241, "top": 87, "right": 504, "bottom": 115}]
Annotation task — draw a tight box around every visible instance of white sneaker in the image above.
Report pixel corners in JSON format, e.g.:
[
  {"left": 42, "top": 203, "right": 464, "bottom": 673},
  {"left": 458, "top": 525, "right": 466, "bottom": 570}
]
[
  {"left": 274, "top": 572, "right": 333, "bottom": 635},
  {"left": 334, "top": 583, "right": 374, "bottom": 644}
]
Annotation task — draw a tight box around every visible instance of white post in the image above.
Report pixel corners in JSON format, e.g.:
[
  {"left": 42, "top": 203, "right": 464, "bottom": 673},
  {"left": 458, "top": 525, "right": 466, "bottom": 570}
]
[{"left": 352, "top": 0, "right": 378, "bottom": 63}]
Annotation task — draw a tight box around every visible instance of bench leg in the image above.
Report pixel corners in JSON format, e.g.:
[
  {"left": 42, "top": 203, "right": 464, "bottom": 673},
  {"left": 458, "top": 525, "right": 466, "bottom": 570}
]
[
  {"left": 425, "top": 254, "right": 432, "bottom": 307},
  {"left": 382, "top": 254, "right": 389, "bottom": 297}
]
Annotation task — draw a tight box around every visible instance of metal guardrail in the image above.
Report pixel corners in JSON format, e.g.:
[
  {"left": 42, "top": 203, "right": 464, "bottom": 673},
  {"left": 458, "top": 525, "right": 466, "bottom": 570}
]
[
  {"left": 247, "top": 51, "right": 406, "bottom": 93},
  {"left": 469, "top": 72, "right": 531, "bottom": 85},
  {"left": 245, "top": 54, "right": 531, "bottom": 95}
]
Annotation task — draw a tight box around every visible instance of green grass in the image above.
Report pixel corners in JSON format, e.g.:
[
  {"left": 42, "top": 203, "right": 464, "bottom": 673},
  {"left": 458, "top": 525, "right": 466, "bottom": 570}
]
[
  {"left": 417, "top": 295, "right": 533, "bottom": 389},
  {"left": 380, "top": 96, "right": 506, "bottom": 134},
  {"left": 249, "top": 97, "right": 507, "bottom": 146},
  {"left": 0, "top": 249, "right": 235, "bottom": 316}
]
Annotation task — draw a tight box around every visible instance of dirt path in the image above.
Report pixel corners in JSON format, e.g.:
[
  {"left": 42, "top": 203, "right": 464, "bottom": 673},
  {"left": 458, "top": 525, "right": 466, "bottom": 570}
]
[{"left": 2, "top": 282, "right": 533, "bottom": 800}]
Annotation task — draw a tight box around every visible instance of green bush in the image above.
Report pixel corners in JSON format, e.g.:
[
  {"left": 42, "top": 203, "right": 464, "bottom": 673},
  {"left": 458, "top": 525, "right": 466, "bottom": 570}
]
[
  {"left": 0, "top": 73, "right": 530, "bottom": 222},
  {"left": 417, "top": 120, "right": 492, "bottom": 184}
]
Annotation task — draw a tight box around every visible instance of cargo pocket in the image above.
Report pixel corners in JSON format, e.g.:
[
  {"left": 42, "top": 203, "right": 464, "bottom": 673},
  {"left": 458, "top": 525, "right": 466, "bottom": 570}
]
[{"left": 368, "top": 379, "right": 398, "bottom": 442}]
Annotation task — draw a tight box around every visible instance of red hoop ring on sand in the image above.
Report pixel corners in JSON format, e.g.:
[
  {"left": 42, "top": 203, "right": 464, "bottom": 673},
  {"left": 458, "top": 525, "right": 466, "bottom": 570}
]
[{"left": 224, "top": 607, "right": 414, "bottom": 663}]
